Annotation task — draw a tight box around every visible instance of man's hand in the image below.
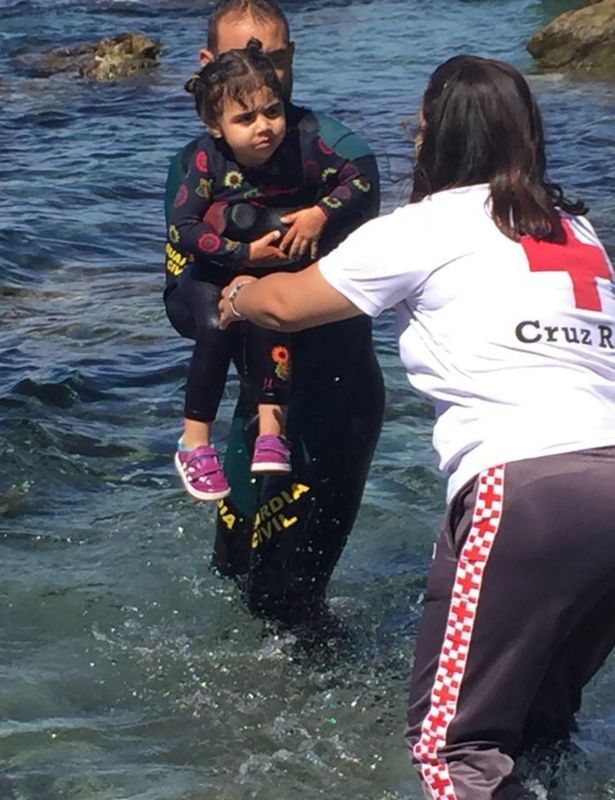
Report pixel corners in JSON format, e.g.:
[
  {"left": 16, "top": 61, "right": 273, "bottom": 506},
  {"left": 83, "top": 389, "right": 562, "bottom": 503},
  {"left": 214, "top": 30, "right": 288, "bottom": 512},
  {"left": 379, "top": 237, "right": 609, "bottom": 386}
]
[
  {"left": 279, "top": 206, "right": 327, "bottom": 261},
  {"left": 219, "top": 275, "right": 257, "bottom": 330},
  {"left": 248, "top": 230, "right": 288, "bottom": 265}
]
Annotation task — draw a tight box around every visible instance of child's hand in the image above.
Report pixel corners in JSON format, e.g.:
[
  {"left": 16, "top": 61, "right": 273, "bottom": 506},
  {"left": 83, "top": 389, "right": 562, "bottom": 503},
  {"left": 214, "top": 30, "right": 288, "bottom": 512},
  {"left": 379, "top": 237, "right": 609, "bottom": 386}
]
[
  {"left": 248, "top": 230, "right": 288, "bottom": 265},
  {"left": 279, "top": 207, "right": 327, "bottom": 261}
]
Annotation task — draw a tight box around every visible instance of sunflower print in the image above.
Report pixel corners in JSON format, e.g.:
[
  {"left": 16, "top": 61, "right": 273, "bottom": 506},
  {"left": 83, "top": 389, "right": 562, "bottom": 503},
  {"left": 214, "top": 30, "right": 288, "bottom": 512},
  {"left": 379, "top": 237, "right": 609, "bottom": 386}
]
[
  {"left": 271, "top": 345, "right": 291, "bottom": 381},
  {"left": 168, "top": 224, "right": 180, "bottom": 244},
  {"left": 353, "top": 177, "right": 371, "bottom": 193},
  {"left": 321, "top": 166, "right": 338, "bottom": 183},
  {"left": 322, "top": 196, "right": 343, "bottom": 210},
  {"left": 224, "top": 169, "right": 244, "bottom": 189},
  {"left": 225, "top": 239, "right": 241, "bottom": 251},
  {"left": 196, "top": 178, "right": 213, "bottom": 200}
]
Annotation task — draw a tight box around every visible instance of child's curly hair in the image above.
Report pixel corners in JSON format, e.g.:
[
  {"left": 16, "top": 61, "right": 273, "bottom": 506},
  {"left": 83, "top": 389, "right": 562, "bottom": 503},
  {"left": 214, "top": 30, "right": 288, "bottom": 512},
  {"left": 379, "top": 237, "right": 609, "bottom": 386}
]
[{"left": 185, "top": 38, "right": 283, "bottom": 126}]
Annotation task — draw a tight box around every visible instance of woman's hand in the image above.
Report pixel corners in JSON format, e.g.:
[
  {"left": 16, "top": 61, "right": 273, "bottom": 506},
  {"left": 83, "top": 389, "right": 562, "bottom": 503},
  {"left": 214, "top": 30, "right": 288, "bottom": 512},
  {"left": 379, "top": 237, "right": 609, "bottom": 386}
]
[
  {"left": 279, "top": 206, "right": 327, "bottom": 261},
  {"left": 219, "top": 264, "right": 360, "bottom": 332},
  {"left": 248, "top": 230, "right": 288, "bottom": 265},
  {"left": 219, "top": 276, "right": 257, "bottom": 330}
]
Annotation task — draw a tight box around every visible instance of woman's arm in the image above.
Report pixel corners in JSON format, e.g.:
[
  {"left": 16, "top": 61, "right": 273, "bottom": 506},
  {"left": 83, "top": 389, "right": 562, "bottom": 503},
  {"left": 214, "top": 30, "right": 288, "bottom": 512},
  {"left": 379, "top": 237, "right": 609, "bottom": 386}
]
[
  {"left": 220, "top": 205, "right": 422, "bottom": 332},
  {"left": 218, "top": 265, "right": 362, "bottom": 332}
]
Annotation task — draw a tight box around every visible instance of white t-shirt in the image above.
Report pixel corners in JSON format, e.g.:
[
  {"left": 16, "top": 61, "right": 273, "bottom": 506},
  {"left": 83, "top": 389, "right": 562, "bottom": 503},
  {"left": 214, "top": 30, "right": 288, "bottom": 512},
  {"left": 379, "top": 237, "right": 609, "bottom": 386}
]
[{"left": 319, "top": 184, "right": 615, "bottom": 501}]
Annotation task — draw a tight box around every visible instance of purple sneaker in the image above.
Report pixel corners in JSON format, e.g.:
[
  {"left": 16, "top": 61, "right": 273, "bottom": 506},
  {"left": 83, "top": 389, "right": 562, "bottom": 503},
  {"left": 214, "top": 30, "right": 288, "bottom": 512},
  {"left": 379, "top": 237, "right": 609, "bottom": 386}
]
[
  {"left": 174, "top": 444, "right": 230, "bottom": 501},
  {"left": 251, "top": 435, "right": 291, "bottom": 474}
]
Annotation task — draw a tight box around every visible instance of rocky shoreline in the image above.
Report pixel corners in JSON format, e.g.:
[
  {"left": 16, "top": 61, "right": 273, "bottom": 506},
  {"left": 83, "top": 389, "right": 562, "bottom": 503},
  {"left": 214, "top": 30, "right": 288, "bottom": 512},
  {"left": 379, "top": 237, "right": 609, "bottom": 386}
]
[
  {"left": 12, "top": 32, "right": 161, "bottom": 82},
  {"left": 7, "top": 1, "right": 615, "bottom": 84},
  {"left": 528, "top": 0, "right": 615, "bottom": 72}
]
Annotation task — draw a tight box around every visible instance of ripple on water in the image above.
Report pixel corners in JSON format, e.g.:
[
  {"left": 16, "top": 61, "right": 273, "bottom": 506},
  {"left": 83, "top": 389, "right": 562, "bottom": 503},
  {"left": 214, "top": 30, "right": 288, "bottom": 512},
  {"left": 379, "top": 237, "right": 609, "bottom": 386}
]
[{"left": 1, "top": 0, "right": 615, "bottom": 798}]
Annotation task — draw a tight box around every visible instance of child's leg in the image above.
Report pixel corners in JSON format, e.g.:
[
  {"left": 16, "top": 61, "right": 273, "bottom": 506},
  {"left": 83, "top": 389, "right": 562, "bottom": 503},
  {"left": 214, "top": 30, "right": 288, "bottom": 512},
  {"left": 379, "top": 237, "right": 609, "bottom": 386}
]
[
  {"left": 182, "top": 337, "right": 228, "bottom": 449},
  {"left": 183, "top": 418, "right": 213, "bottom": 449},
  {"left": 257, "top": 403, "right": 288, "bottom": 437},
  {"left": 182, "top": 290, "right": 236, "bottom": 443},
  {"left": 244, "top": 324, "right": 292, "bottom": 430},
  {"left": 244, "top": 324, "right": 292, "bottom": 474},
  {"left": 175, "top": 283, "right": 237, "bottom": 500}
]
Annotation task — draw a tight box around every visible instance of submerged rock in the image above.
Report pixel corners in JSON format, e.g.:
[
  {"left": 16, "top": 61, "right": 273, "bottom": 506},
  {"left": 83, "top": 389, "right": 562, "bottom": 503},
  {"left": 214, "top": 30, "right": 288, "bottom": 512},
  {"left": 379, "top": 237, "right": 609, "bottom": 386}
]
[
  {"left": 528, "top": 0, "right": 615, "bottom": 71},
  {"left": 15, "top": 32, "right": 161, "bottom": 81}
]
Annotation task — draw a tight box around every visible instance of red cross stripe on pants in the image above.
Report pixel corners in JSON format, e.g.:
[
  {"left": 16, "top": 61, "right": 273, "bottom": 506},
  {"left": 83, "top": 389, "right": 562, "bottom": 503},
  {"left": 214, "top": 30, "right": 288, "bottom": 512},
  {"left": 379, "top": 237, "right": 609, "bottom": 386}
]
[
  {"left": 521, "top": 219, "right": 613, "bottom": 312},
  {"left": 414, "top": 465, "right": 506, "bottom": 800},
  {"left": 456, "top": 570, "right": 481, "bottom": 596},
  {"left": 434, "top": 684, "right": 457, "bottom": 706},
  {"left": 477, "top": 480, "right": 501, "bottom": 509}
]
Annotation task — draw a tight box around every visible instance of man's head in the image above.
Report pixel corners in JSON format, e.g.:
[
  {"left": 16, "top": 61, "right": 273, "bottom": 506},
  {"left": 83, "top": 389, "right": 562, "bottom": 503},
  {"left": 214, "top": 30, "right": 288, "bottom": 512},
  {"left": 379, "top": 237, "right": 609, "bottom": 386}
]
[{"left": 200, "top": 0, "right": 294, "bottom": 100}]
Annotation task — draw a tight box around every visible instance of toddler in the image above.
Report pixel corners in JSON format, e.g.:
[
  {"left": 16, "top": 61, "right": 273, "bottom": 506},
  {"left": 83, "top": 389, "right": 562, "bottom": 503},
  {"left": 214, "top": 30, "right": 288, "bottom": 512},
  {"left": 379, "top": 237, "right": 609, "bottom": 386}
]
[{"left": 168, "top": 39, "right": 372, "bottom": 501}]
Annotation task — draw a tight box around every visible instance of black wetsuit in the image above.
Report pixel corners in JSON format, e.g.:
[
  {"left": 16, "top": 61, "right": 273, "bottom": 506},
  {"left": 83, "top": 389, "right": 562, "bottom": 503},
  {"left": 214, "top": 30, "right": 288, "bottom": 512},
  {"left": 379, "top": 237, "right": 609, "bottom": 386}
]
[
  {"left": 164, "top": 103, "right": 385, "bottom": 625},
  {"left": 167, "top": 122, "right": 373, "bottom": 423}
]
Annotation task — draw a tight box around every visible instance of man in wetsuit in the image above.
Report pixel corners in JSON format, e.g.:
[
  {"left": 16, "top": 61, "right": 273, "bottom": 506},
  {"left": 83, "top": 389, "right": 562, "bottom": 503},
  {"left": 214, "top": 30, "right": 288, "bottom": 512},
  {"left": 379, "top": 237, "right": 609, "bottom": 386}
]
[{"left": 164, "top": 0, "right": 384, "bottom": 628}]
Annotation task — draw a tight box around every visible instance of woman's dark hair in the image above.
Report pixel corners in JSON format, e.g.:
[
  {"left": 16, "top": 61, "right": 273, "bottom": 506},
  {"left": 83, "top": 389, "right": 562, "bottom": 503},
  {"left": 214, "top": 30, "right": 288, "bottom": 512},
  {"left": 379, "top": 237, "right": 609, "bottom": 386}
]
[
  {"left": 412, "top": 54, "right": 587, "bottom": 242},
  {"left": 185, "top": 38, "right": 283, "bottom": 127}
]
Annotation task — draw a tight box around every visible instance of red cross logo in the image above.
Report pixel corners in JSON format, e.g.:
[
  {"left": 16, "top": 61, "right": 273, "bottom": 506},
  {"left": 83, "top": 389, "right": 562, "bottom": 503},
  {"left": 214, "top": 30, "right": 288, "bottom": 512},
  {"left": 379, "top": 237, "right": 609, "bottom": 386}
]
[
  {"left": 427, "top": 711, "right": 448, "bottom": 732},
  {"left": 440, "top": 655, "right": 464, "bottom": 676},
  {"left": 451, "top": 600, "right": 474, "bottom": 624},
  {"left": 475, "top": 517, "right": 497, "bottom": 538},
  {"left": 418, "top": 735, "right": 435, "bottom": 751},
  {"left": 463, "top": 542, "right": 488, "bottom": 563},
  {"left": 456, "top": 570, "right": 480, "bottom": 596},
  {"left": 434, "top": 683, "right": 457, "bottom": 705},
  {"left": 448, "top": 629, "right": 468, "bottom": 649},
  {"left": 521, "top": 219, "right": 612, "bottom": 311},
  {"left": 428, "top": 771, "right": 453, "bottom": 795},
  {"left": 478, "top": 482, "right": 499, "bottom": 508}
]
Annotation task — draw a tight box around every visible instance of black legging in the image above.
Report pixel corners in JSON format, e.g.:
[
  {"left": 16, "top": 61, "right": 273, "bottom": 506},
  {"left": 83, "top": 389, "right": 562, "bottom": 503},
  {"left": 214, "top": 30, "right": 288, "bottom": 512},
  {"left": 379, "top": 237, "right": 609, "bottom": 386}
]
[{"left": 165, "top": 274, "right": 291, "bottom": 423}]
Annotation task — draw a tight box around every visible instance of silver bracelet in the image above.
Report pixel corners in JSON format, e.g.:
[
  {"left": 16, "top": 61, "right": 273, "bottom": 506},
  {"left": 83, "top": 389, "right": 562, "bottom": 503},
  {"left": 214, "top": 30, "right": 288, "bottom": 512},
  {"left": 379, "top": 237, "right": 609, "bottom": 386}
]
[{"left": 227, "top": 281, "right": 247, "bottom": 319}]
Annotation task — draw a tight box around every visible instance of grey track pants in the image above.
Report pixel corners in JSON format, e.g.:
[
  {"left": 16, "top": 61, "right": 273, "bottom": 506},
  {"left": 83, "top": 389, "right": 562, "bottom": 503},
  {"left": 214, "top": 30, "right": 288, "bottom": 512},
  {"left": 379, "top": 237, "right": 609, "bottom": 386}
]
[{"left": 406, "top": 445, "right": 615, "bottom": 800}]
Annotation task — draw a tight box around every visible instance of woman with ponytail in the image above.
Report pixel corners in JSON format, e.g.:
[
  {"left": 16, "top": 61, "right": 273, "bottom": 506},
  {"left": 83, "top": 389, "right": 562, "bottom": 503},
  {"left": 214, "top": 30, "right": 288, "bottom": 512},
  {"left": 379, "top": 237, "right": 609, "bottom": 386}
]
[{"left": 219, "top": 55, "right": 615, "bottom": 799}]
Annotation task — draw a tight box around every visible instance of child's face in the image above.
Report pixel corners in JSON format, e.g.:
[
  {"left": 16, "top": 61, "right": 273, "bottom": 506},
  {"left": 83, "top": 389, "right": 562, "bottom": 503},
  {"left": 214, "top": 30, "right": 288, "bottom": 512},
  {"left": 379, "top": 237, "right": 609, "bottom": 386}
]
[{"left": 210, "top": 86, "right": 286, "bottom": 168}]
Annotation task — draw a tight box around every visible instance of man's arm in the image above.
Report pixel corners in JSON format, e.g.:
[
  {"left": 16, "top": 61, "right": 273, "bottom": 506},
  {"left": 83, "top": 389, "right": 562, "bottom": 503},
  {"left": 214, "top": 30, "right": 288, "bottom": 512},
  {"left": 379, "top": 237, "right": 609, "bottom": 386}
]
[
  {"left": 164, "top": 143, "right": 198, "bottom": 285},
  {"left": 164, "top": 142, "right": 198, "bottom": 229}
]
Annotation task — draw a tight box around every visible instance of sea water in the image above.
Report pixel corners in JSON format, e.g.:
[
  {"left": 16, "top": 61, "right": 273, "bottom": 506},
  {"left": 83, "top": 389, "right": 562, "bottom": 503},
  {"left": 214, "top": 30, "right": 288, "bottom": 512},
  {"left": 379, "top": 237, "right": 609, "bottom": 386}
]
[{"left": 1, "top": 0, "right": 615, "bottom": 797}]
